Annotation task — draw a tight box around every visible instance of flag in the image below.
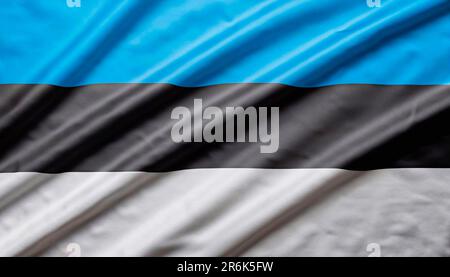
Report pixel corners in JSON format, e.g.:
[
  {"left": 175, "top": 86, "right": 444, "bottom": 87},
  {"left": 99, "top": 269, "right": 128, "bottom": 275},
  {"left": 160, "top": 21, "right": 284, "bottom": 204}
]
[{"left": 0, "top": 0, "right": 449, "bottom": 257}]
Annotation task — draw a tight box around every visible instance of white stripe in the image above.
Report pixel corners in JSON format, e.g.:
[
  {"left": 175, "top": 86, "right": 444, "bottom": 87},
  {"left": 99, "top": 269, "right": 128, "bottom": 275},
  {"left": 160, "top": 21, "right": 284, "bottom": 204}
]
[{"left": 0, "top": 169, "right": 449, "bottom": 257}]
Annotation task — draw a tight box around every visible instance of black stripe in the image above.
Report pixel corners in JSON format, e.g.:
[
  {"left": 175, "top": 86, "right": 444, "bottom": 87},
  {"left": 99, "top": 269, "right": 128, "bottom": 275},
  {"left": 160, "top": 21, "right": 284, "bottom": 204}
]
[{"left": 0, "top": 83, "right": 449, "bottom": 172}]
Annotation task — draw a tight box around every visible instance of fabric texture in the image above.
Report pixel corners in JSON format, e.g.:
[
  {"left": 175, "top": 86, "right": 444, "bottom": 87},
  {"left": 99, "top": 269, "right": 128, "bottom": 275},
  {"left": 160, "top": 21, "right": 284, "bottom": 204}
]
[{"left": 0, "top": 0, "right": 449, "bottom": 257}]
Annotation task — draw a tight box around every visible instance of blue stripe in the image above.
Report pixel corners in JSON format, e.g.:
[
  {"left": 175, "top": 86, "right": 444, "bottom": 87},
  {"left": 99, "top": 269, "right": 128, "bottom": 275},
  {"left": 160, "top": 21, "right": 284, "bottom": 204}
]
[{"left": 0, "top": 0, "right": 449, "bottom": 87}]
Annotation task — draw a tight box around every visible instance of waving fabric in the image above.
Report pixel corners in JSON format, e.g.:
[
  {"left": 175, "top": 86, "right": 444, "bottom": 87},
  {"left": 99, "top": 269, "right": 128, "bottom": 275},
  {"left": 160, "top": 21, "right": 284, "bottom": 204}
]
[{"left": 0, "top": 0, "right": 449, "bottom": 257}]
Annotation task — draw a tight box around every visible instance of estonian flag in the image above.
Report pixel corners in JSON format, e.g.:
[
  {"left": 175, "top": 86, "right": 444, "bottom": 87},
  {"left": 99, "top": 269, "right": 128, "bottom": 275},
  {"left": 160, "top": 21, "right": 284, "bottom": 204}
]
[{"left": 0, "top": 0, "right": 449, "bottom": 257}]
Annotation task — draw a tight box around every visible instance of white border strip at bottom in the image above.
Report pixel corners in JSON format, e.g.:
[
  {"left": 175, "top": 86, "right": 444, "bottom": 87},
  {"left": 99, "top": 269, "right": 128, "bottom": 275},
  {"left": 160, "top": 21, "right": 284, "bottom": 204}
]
[{"left": 0, "top": 168, "right": 449, "bottom": 257}]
